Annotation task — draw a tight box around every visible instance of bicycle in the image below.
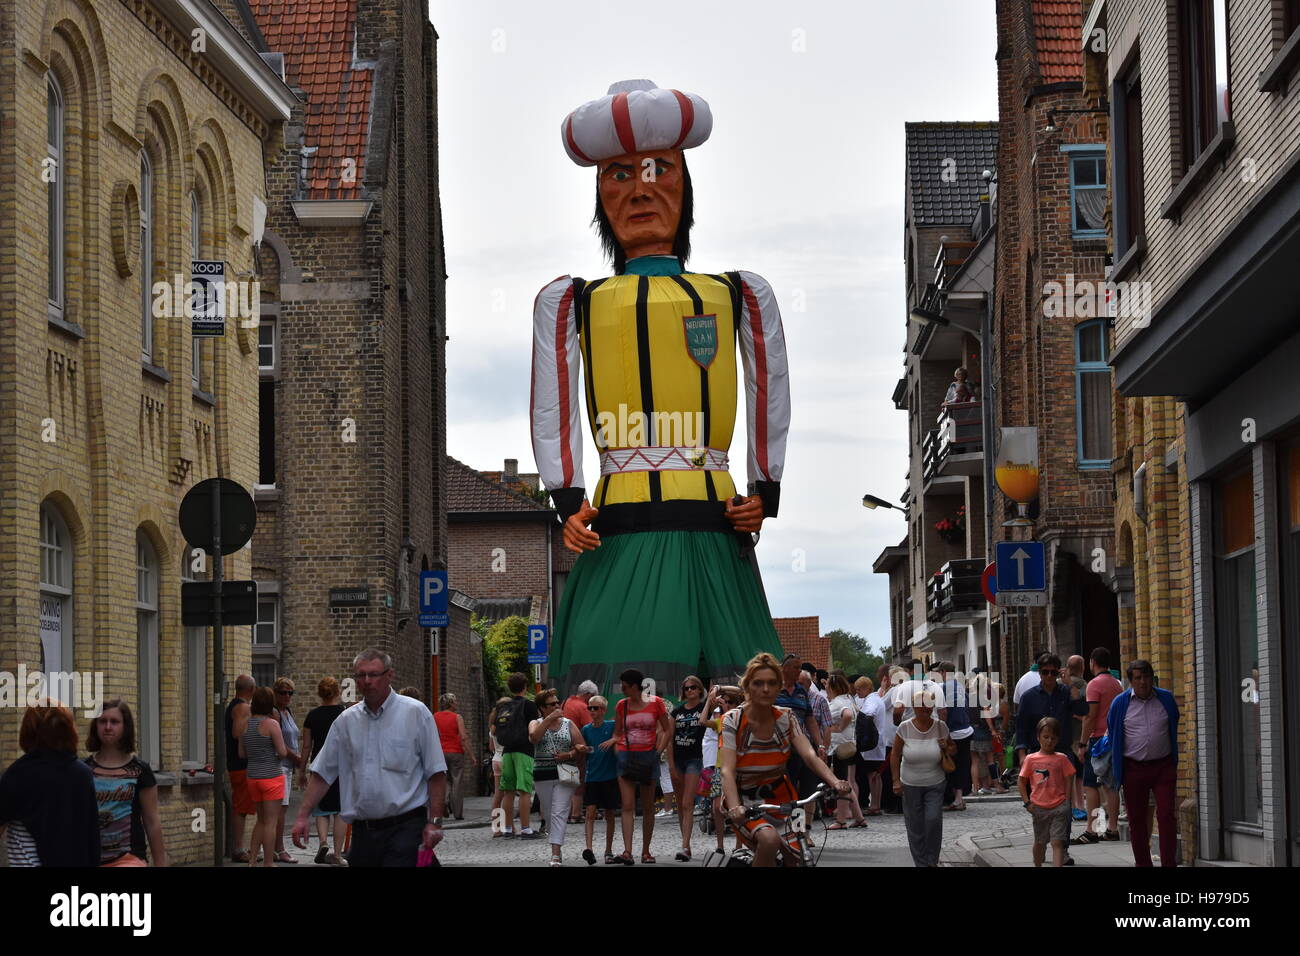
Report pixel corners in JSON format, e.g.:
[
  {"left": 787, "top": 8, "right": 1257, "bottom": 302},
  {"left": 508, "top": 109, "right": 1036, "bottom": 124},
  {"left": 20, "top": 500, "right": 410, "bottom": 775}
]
[{"left": 702, "top": 782, "right": 833, "bottom": 868}]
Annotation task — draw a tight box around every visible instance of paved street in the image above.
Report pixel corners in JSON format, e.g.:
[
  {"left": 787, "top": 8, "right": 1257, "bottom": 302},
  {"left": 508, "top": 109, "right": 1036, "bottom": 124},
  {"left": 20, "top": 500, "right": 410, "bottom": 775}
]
[{"left": 252, "top": 792, "right": 1028, "bottom": 868}]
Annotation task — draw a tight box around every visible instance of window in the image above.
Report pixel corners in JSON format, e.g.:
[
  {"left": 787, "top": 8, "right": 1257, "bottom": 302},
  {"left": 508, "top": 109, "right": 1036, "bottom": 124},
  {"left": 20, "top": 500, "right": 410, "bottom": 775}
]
[
  {"left": 1287, "top": 0, "right": 1300, "bottom": 40},
  {"left": 191, "top": 191, "right": 206, "bottom": 392},
  {"left": 47, "top": 75, "right": 64, "bottom": 321},
  {"left": 1214, "top": 467, "right": 1259, "bottom": 826},
  {"left": 140, "top": 152, "right": 154, "bottom": 362},
  {"left": 136, "top": 533, "right": 160, "bottom": 768},
  {"left": 1279, "top": 439, "right": 1300, "bottom": 849},
  {"left": 254, "top": 596, "right": 278, "bottom": 646},
  {"left": 1066, "top": 148, "right": 1107, "bottom": 238},
  {"left": 181, "top": 551, "right": 207, "bottom": 765},
  {"left": 39, "top": 503, "right": 73, "bottom": 675},
  {"left": 258, "top": 318, "right": 276, "bottom": 371},
  {"left": 1178, "top": 0, "right": 1230, "bottom": 172},
  {"left": 1074, "top": 321, "right": 1112, "bottom": 467},
  {"left": 258, "top": 379, "right": 276, "bottom": 485},
  {"left": 252, "top": 661, "right": 276, "bottom": 689},
  {"left": 1113, "top": 60, "right": 1145, "bottom": 258}
]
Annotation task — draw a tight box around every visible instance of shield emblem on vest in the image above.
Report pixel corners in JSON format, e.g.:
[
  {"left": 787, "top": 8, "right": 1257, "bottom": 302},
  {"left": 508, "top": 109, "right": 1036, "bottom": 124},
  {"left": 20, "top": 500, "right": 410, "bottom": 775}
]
[{"left": 682, "top": 314, "right": 718, "bottom": 369}]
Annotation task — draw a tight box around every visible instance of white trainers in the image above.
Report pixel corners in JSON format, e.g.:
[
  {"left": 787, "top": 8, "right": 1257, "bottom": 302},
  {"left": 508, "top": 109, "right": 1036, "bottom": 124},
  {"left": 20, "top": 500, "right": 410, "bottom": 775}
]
[{"left": 655, "top": 808, "right": 675, "bottom": 818}]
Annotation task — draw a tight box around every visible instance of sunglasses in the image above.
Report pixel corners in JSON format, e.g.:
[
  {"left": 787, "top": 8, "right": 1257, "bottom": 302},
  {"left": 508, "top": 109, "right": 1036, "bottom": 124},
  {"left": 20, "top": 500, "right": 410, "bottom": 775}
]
[
  {"left": 682, "top": 685, "right": 702, "bottom": 693},
  {"left": 587, "top": 705, "right": 602, "bottom": 712},
  {"left": 1039, "top": 669, "right": 1059, "bottom": 677},
  {"left": 276, "top": 689, "right": 294, "bottom": 695}
]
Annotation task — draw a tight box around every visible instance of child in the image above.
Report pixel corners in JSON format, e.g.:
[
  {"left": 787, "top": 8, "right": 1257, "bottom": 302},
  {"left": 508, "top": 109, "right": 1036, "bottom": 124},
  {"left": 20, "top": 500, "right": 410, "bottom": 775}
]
[
  {"left": 699, "top": 686, "right": 742, "bottom": 856},
  {"left": 1018, "top": 717, "right": 1075, "bottom": 866}
]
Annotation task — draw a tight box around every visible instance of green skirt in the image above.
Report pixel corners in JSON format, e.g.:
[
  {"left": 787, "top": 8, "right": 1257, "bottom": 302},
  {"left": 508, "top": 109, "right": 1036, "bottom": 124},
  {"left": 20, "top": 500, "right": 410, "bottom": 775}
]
[{"left": 550, "top": 530, "right": 784, "bottom": 701}]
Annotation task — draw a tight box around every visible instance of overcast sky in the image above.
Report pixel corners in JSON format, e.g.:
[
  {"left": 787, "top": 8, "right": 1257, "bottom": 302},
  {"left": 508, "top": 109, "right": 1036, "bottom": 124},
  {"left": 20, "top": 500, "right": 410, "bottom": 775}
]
[{"left": 431, "top": 0, "right": 997, "bottom": 650}]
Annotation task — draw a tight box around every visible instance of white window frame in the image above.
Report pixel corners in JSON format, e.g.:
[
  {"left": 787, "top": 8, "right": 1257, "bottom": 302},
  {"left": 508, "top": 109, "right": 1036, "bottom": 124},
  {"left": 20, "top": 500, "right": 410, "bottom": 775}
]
[
  {"left": 47, "top": 75, "right": 64, "bottom": 322},
  {"left": 254, "top": 595, "right": 279, "bottom": 649},
  {"left": 136, "top": 533, "right": 161, "bottom": 768},
  {"left": 39, "top": 503, "right": 73, "bottom": 675},
  {"left": 140, "top": 152, "right": 153, "bottom": 363},
  {"left": 258, "top": 317, "right": 276, "bottom": 373}
]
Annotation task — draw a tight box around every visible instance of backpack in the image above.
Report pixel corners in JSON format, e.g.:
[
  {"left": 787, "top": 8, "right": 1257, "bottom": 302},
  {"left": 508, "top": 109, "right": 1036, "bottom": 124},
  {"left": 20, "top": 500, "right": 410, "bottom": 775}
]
[
  {"left": 493, "top": 697, "right": 530, "bottom": 751},
  {"left": 854, "top": 708, "right": 879, "bottom": 753}
]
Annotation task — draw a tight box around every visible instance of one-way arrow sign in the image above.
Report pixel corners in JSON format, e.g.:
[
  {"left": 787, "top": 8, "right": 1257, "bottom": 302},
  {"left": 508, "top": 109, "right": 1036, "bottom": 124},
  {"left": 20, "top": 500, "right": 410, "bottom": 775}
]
[{"left": 995, "top": 541, "right": 1045, "bottom": 592}]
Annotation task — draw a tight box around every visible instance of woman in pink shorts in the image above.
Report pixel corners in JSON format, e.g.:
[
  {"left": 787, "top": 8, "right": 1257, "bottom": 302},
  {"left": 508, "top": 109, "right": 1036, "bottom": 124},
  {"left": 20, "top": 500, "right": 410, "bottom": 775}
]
[{"left": 237, "top": 687, "right": 288, "bottom": 866}]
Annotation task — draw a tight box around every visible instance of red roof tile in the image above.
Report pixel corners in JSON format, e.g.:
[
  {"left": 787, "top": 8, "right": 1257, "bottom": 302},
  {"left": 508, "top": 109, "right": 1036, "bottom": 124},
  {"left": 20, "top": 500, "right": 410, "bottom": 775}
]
[
  {"left": 447, "top": 456, "right": 553, "bottom": 514},
  {"left": 773, "top": 616, "right": 828, "bottom": 672},
  {"left": 248, "top": 1, "right": 373, "bottom": 199},
  {"left": 1031, "top": 0, "right": 1084, "bottom": 83}
]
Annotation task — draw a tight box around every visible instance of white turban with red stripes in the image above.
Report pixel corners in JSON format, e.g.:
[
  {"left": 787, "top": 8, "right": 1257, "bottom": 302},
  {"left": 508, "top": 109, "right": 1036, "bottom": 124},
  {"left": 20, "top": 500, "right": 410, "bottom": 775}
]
[{"left": 561, "top": 79, "right": 712, "bottom": 167}]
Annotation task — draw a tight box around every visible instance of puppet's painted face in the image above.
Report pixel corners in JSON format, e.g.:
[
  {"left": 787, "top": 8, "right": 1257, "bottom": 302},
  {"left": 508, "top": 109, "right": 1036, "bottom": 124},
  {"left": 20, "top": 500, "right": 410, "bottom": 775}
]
[{"left": 598, "top": 149, "right": 684, "bottom": 257}]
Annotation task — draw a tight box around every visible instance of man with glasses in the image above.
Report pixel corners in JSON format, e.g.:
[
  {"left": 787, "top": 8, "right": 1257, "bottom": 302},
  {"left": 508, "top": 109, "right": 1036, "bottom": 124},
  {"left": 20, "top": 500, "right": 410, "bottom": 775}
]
[{"left": 291, "top": 648, "right": 447, "bottom": 866}]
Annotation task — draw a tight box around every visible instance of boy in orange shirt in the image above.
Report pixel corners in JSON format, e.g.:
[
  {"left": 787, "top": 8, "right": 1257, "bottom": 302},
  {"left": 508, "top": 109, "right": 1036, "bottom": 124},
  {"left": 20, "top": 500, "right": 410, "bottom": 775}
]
[{"left": 1018, "top": 717, "right": 1075, "bottom": 866}]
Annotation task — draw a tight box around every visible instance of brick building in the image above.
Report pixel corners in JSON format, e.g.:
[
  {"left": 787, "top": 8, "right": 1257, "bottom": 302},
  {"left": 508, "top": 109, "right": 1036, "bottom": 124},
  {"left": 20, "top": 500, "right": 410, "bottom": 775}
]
[
  {"left": 447, "top": 456, "right": 573, "bottom": 635},
  {"left": 880, "top": 122, "right": 998, "bottom": 672},
  {"left": 988, "top": 0, "right": 1119, "bottom": 684},
  {"left": 773, "top": 616, "right": 828, "bottom": 672},
  {"left": 0, "top": 0, "right": 294, "bottom": 865},
  {"left": 241, "top": 0, "right": 447, "bottom": 699},
  {"left": 1094, "top": 0, "right": 1300, "bottom": 866}
]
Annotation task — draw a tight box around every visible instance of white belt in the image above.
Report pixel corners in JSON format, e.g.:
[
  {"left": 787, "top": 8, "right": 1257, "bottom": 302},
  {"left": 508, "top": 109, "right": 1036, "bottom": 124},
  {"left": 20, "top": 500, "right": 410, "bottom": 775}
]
[{"left": 599, "top": 446, "right": 730, "bottom": 475}]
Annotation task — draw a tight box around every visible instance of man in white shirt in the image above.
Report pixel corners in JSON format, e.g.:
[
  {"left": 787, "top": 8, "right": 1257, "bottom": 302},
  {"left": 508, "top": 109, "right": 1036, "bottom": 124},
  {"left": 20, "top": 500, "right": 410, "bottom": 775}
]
[{"left": 292, "top": 648, "right": 447, "bottom": 866}]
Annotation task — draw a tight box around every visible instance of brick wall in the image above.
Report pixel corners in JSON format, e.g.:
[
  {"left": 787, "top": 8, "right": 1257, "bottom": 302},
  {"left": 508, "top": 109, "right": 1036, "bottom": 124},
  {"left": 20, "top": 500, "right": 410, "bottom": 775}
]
[
  {"left": 0, "top": 0, "right": 280, "bottom": 865},
  {"left": 250, "top": 0, "right": 445, "bottom": 709},
  {"left": 991, "top": 0, "right": 1117, "bottom": 679}
]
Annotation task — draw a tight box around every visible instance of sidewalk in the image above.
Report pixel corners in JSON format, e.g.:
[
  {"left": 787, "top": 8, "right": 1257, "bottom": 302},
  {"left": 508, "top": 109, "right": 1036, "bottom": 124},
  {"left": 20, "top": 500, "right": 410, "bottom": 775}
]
[
  {"left": 958, "top": 823, "right": 1146, "bottom": 866},
  {"left": 216, "top": 792, "right": 496, "bottom": 867}
]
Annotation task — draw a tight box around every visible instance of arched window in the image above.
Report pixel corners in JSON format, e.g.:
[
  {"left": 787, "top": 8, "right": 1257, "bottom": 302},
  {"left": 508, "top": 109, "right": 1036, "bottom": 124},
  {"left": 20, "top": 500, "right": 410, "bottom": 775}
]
[
  {"left": 136, "top": 532, "right": 161, "bottom": 767},
  {"left": 140, "top": 152, "right": 153, "bottom": 362},
  {"left": 39, "top": 503, "right": 73, "bottom": 674},
  {"left": 1075, "top": 320, "right": 1112, "bottom": 468},
  {"left": 180, "top": 548, "right": 207, "bottom": 764},
  {"left": 47, "top": 75, "right": 64, "bottom": 321}
]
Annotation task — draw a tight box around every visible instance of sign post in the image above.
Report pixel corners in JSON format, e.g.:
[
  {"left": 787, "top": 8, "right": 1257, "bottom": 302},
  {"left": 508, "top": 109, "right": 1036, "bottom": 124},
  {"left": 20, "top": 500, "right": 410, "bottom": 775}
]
[{"left": 178, "top": 477, "right": 256, "bottom": 868}]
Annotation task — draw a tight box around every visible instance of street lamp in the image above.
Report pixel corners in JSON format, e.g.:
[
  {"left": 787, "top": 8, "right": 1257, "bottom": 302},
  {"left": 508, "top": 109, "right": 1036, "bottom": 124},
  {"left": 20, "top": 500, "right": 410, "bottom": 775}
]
[{"left": 863, "top": 494, "right": 907, "bottom": 515}]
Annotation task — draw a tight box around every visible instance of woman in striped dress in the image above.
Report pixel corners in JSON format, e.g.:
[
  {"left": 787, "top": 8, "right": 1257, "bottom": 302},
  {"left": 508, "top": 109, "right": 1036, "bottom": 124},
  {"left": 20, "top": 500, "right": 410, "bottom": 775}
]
[
  {"left": 720, "top": 654, "right": 850, "bottom": 867},
  {"left": 237, "top": 687, "right": 288, "bottom": 867}
]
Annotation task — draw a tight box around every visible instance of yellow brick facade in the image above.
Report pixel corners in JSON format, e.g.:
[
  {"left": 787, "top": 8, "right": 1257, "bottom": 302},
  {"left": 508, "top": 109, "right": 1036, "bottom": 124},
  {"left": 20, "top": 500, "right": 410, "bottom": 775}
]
[
  {"left": 1112, "top": 395, "right": 1197, "bottom": 863},
  {"left": 0, "top": 0, "right": 289, "bottom": 865}
]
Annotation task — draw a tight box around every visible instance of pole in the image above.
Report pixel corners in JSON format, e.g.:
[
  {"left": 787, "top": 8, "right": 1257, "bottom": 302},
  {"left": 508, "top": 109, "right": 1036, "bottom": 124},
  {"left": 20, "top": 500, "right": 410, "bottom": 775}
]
[{"left": 212, "top": 484, "right": 224, "bottom": 867}]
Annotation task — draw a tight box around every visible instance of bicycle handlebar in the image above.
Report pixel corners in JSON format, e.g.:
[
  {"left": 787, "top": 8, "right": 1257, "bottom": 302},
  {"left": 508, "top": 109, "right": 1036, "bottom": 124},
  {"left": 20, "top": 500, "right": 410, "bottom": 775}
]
[{"left": 746, "top": 782, "right": 834, "bottom": 817}]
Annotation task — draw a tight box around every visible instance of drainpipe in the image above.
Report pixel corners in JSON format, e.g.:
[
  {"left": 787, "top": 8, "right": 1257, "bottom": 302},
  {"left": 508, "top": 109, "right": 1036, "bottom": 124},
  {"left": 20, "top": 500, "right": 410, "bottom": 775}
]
[{"left": 981, "top": 289, "right": 996, "bottom": 675}]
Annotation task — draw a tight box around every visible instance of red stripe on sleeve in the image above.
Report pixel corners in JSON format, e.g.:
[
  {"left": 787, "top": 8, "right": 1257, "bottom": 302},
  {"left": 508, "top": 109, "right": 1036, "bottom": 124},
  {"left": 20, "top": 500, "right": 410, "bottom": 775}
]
[
  {"left": 611, "top": 93, "right": 637, "bottom": 154},
  {"left": 555, "top": 283, "right": 577, "bottom": 487},
  {"left": 669, "top": 90, "right": 695, "bottom": 148},
  {"left": 565, "top": 115, "right": 594, "bottom": 165},
  {"left": 742, "top": 280, "right": 769, "bottom": 479}
]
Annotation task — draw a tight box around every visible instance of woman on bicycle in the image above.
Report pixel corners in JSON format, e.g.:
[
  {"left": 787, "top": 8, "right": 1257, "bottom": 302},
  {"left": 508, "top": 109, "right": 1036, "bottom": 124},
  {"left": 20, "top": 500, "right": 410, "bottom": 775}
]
[{"left": 720, "top": 653, "right": 851, "bottom": 867}]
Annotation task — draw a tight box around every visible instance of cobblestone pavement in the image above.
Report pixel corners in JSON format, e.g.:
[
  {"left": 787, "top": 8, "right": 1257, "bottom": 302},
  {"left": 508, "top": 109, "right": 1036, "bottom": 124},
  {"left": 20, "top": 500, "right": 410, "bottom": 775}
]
[{"left": 429, "top": 796, "right": 1028, "bottom": 868}]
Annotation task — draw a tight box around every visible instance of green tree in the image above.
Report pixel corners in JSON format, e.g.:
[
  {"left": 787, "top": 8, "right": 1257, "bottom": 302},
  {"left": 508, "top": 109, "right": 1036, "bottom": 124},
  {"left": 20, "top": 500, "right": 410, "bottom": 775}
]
[
  {"left": 472, "top": 614, "right": 505, "bottom": 700},
  {"left": 826, "top": 628, "right": 884, "bottom": 681},
  {"left": 484, "top": 615, "right": 531, "bottom": 687}
]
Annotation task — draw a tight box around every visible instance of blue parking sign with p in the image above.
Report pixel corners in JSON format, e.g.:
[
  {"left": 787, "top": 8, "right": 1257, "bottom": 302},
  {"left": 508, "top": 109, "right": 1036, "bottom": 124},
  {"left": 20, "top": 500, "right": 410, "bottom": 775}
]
[
  {"left": 527, "top": 625, "right": 548, "bottom": 664},
  {"left": 418, "top": 570, "right": 449, "bottom": 626}
]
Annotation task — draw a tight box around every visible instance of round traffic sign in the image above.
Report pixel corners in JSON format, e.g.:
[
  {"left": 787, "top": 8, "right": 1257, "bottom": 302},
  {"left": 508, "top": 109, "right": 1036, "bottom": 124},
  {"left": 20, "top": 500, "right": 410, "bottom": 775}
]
[
  {"left": 179, "top": 478, "right": 256, "bottom": 554},
  {"left": 981, "top": 562, "right": 999, "bottom": 605}
]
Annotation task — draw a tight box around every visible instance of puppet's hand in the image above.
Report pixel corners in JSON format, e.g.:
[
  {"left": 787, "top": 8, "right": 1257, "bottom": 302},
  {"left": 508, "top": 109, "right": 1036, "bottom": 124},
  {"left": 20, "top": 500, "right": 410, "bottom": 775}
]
[
  {"left": 724, "top": 494, "right": 764, "bottom": 534},
  {"left": 563, "top": 500, "right": 601, "bottom": 553}
]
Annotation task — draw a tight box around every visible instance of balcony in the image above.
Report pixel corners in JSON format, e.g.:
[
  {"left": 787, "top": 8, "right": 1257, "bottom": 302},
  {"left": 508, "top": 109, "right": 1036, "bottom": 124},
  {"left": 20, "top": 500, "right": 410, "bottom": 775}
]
[
  {"left": 925, "top": 559, "right": 986, "bottom": 624},
  {"left": 923, "top": 402, "right": 983, "bottom": 488}
]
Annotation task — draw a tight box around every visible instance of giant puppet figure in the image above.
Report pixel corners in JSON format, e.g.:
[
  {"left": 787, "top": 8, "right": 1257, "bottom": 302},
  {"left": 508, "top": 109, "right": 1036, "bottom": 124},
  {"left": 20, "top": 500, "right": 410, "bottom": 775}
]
[{"left": 531, "top": 80, "right": 789, "bottom": 696}]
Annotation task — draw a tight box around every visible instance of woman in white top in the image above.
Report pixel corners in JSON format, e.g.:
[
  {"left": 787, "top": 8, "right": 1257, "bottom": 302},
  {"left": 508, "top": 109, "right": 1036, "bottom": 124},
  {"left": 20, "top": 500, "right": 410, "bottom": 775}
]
[
  {"left": 528, "top": 688, "right": 590, "bottom": 866},
  {"left": 889, "top": 689, "right": 953, "bottom": 867},
  {"left": 826, "top": 673, "right": 867, "bottom": 829}
]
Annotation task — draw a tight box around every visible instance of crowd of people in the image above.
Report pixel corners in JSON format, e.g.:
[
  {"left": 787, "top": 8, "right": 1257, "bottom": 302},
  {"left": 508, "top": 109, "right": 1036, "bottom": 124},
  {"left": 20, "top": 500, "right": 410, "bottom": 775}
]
[{"left": 0, "top": 644, "right": 1181, "bottom": 869}]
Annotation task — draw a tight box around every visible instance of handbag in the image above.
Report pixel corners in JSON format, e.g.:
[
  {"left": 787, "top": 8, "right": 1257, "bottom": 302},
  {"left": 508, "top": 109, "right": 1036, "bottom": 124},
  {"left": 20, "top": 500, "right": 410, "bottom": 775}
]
[
  {"left": 940, "top": 738, "right": 956, "bottom": 774},
  {"left": 556, "top": 719, "right": 581, "bottom": 784}
]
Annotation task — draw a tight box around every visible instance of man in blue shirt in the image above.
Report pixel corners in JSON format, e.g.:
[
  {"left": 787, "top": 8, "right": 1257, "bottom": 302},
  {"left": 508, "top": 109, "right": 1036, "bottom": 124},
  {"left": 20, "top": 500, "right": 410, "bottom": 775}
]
[
  {"left": 1015, "top": 653, "right": 1089, "bottom": 760},
  {"left": 1105, "top": 660, "right": 1180, "bottom": 866},
  {"left": 777, "top": 654, "right": 820, "bottom": 797}
]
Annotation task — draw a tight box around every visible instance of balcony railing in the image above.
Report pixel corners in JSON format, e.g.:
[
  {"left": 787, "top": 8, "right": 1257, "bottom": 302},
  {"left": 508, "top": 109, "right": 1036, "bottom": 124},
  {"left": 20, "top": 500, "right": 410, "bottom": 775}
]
[
  {"left": 925, "top": 559, "right": 986, "bottom": 623},
  {"left": 923, "top": 401, "right": 983, "bottom": 482}
]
